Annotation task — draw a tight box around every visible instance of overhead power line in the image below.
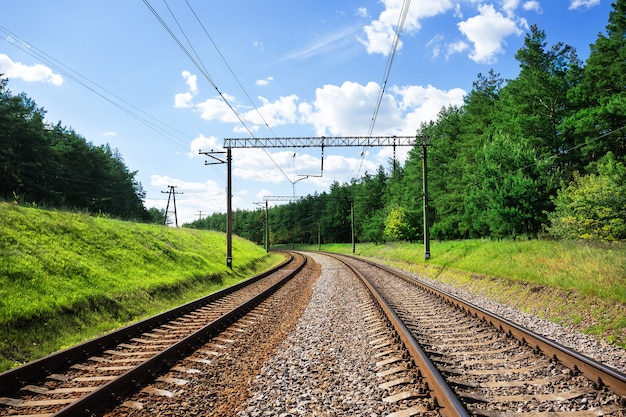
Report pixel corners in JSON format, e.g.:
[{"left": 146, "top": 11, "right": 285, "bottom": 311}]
[
  {"left": 0, "top": 26, "right": 193, "bottom": 151},
  {"left": 356, "top": 0, "right": 412, "bottom": 180}
]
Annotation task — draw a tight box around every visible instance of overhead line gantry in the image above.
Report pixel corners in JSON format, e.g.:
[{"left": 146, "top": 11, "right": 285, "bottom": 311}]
[
  {"left": 203, "top": 135, "right": 431, "bottom": 268},
  {"left": 223, "top": 135, "right": 417, "bottom": 148}
]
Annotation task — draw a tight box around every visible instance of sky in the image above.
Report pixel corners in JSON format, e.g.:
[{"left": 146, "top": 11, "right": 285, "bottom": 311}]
[{"left": 1, "top": 0, "right": 614, "bottom": 225}]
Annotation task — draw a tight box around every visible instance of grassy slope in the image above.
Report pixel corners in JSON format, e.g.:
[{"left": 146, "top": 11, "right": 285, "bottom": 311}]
[
  {"left": 297, "top": 240, "right": 626, "bottom": 348},
  {"left": 0, "top": 202, "right": 283, "bottom": 371}
]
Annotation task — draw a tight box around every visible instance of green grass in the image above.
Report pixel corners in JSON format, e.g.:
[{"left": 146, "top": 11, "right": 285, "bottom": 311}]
[
  {"left": 296, "top": 240, "right": 626, "bottom": 348},
  {"left": 0, "top": 202, "right": 284, "bottom": 371}
]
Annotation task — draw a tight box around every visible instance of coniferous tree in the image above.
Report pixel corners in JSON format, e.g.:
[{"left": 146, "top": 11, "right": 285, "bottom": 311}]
[{"left": 563, "top": 0, "right": 626, "bottom": 164}]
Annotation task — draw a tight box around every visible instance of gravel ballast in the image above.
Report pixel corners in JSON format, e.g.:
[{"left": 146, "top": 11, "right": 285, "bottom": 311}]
[{"left": 237, "top": 253, "right": 399, "bottom": 416}]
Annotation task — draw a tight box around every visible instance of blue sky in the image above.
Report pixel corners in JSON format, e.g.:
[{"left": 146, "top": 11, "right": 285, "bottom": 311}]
[{"left": 1, "top": 0, "right": 613, "bottom": 224}]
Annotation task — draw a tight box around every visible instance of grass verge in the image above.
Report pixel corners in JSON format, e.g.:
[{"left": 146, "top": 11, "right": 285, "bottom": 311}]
[
  {"left": 0, "top": 202, "right": 283, "bottom": 371},
  {"left": 296, "top": 240, "right": 626, "bottom": 348}
]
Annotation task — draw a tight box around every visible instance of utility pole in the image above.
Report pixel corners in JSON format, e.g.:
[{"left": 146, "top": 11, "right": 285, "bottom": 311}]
[
  {"left": 161, "top": 185, "right": 182, "bottom": 227},
  {"left": 318, "top": 219, "right": 321, "bottom": 251},
  {"left": 254, "top": 201, "right": 269, "bottom": 252},
  {"left": 200, "top": 149, "right": 232, "bottom": 269},
  {"left": 196, "top": 210, "right": 204, "bottom": 221},
  {"left": 422, "top": 143, "right": 430, "bottom": 260},
  {"left": 351, "top": 200, "right": 355, "bottom": 254}
]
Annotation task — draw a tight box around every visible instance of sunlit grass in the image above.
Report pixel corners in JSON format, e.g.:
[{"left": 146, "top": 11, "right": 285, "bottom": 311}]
[
  {"left": 297, "top": 239, "right": 626, "bottom": 347},
  {"left": 0, "top": 202, "right": 283, "bottom": 371}
]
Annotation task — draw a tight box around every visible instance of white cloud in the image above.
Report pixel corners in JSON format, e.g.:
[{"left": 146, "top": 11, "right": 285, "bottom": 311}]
[
  {"left": 255, "top": 76, "right": 274, "bottom": 87},
  {"left": 174, "top": 71, "right": 199, "bottom": 108},
  {"left": 174, "top": 92, "right": 195, "bottom": 108},
  {"left": 182, "top": 70, "right": 198, "bottom": 93},
  {"left": 427, "top": 35, "right": 468, "bottom": 60},
  {"left": 0, "top": 53, "right": 63, "bottom": 85},
  {"left": 457, "top": 4, "right": 523, "bottom": 64},
  {"left": 523, "top": 1, "right": 542, "bottom": 13},
  {"left": 393, "top": 84, "right": 466, "bottom": 131},
  {"left": 232, "top": 94, "right": 300, "bottom": 134},
  {"left": 301, "top": 80, "right": 465, "bottom": 137},
  {"left": 356, "top": 7, "right": 368, "bottom": 18},
  {"left": 569, "top": 0, "right": 600, "bottom": 9},
  {"left": 360, "top": 0, "right": 454, "bottom": 55},
  {"left": 189, "top": 134, "right": 224, "bottom": 158},
  {"left": 196, "top": 94, "right": 240, "bottom": 124},
  {"left": 502, "top": 0, "right": 520, "bottom": 17},
  {"left": 447, "top": 41, "right": 469, "bottom": 57}
]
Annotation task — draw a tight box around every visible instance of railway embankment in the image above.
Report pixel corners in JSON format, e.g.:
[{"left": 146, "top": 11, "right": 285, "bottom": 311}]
[
  {"left": 297, "top": 240, "right": 626, "bottom": 350},
  {"left": 0, "top": 202, "right": 283, "bottom": 371}
]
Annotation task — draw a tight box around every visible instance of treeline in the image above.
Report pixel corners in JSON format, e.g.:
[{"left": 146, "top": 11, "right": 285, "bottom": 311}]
[
  {"left": 0, "top": 77, "right": 157, "bottom": 222},
  {"left": 189, "top": 2, "right": 626, "bottom": 244}
]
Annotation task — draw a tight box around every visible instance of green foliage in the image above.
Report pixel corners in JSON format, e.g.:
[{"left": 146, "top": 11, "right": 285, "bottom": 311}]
[
  {"left": 0, "top": 78, "right": 149, "bottom": 221},
  {"left": 300, "top": 240, "right": 626, "bottom": 346},
  {"left": 548, "top": 153, "right": 626, "bottom": 240},
  {"left": 0, "top": 202, "right": 280, "bottom": 370}
]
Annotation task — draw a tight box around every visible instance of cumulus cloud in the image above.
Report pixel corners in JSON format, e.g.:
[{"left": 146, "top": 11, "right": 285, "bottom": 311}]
[
  {"left": 523, "top": 1, "right": 542, "bottom": 13},
  {"left": 360, "top": 0, "right": 454, "bottom": 55},
  {"left": 569, "top": 0, "right": 600, "bottom": 9},
  {"left": 0, "top": 53, "right": 63, "bottom": 85},
  {"left": 174, "top": 71, "right": 199, "bottom": 108},
  {"left": 457, "top": 4, "right": 523, "bottom": 64},
  {"left": 188, "top": 134, "right": 223, "bottom": 158},
  {"left": 301, "top": 80, "right": 465, "bottom": 137},
  {"left": 255, "top": 76, "right": 274, "bottom": 87}
]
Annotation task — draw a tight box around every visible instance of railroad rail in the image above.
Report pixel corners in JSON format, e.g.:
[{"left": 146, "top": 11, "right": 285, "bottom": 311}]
[
  {"left": 325, "top": 252, "right": 626, "bottom": 416},
  {"left": 0, "top": 252, "right": 306, "bottom": 416}
]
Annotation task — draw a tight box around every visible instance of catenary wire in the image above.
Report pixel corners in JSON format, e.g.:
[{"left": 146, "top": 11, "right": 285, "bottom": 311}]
[
  {"left": 0, "top": 26, "right": 193, "bottom": 151},
  {"left": 181, "top": 0, "right": 296, "bottom": 185},
  {"left": 355, "top": 0, "right": 412, "bottom": 180},
  {"left": 145, "top": 0, "right": 293, "bottom": 187}
]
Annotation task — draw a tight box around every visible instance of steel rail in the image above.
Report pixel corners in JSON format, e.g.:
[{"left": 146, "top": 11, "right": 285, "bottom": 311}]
[
  {"left": 0, "top": 253, "right": 295, "bottom": 394},
  {"left": 51, "top": 252, "right": 307, "bottom": 416},
  {"left": 329, "top": 254, "right": 469, "bottom": 417},
  {"left": 340, "top": 253, "right": 626, "bottom": 398}
]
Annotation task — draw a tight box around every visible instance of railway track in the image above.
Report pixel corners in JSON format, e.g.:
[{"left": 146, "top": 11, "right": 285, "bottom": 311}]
[
  {"left": 0, "top": 252, "right": 306, "bottom": 417},
  {"left": 2, "top": 250, "right": 624, "bottom": 416},
  {"left": 329, "top": 252, "right": 626, "bottom": 417}
]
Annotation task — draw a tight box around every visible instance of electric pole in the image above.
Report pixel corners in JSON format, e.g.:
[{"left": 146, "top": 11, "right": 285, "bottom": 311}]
[
  {"left": 422, "top": 143, "right": 430, "bottom": 260},
  {"left": 200, "top": 149, "right": 232, "bottom": 269},
  {"left": 161, "top": 185, "right": 182, "bottom": 227}
]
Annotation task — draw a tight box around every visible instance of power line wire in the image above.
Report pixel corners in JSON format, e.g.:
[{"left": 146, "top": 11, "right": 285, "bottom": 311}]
[
  {"left": 181, "top": 0, "right": 295, "bottom": 184},
  {"left": 0, "top": 26, "right": 193, "bottom": 151},
  {"left": 355, "top": 0, "right": 412, "bottom": 180},
  {"left": 145, "top": 0, "right": 295, "bottom": 186}
]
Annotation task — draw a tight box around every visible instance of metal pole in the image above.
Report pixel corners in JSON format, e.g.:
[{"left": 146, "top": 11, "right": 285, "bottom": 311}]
[
  {"left": 265, "top": 200, "right": 269, "bottom": 252},
  {"left": 172, "top": 186, "right": 179, "bottom": 227},
  {"left": 422, "top": 143, "right": 430, "bottom": 260},
  {"left": 318, "top": 219, "right": 321, "bottom": 251},
  {"left": 351, "top": 201, "right": 355, "bottom": 254},
  {"left": 226, "top": 147, "right": 233, "bottom": 268}
]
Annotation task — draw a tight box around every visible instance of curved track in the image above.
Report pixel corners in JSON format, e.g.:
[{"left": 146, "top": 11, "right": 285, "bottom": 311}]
[
  {"left": 327, "top": 252, "right": 626, "bottom": 416},
  {"left": 0, "top": 252, "right": 306, "bottom": 417}
]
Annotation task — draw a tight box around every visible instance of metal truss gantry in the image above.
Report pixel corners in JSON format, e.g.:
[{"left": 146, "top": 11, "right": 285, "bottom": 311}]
[
  {"left": 224, "top": 135, "right": 420, "bottom": 148},
  {"left": 202, "top": 135, "right": 431, "bottom": 268}
]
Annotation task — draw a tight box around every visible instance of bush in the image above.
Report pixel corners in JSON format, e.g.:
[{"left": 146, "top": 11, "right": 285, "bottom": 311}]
[{"left": 548, "top": 153, "right": 626, "bottom": 241}]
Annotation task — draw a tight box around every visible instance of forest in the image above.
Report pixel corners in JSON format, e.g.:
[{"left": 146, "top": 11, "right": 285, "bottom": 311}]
[
  {"left": 188, "top": 1, "right": 626, "bottom": 245},
  {"left": 0, "top": 77, "right": 160, "bottom": 222}
]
